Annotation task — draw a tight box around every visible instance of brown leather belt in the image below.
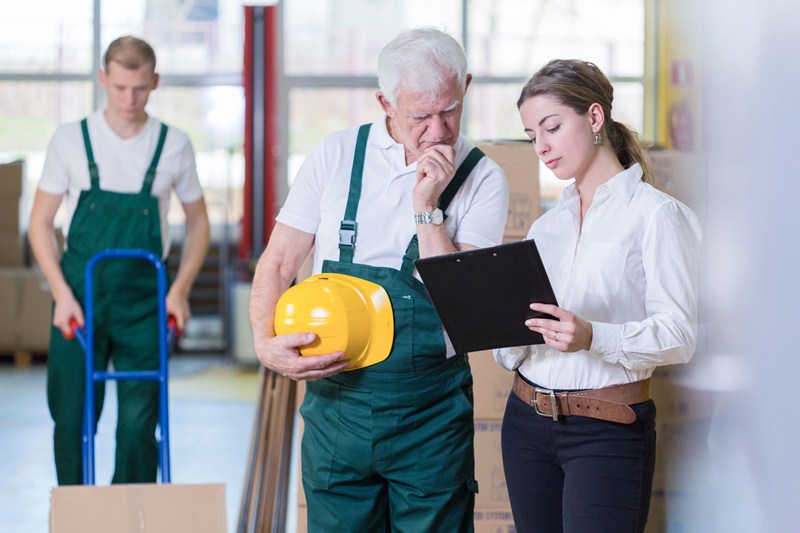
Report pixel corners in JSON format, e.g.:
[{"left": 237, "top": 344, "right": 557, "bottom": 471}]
[{"left": 512, "top": 373, "right": 650, "bottom": 424}]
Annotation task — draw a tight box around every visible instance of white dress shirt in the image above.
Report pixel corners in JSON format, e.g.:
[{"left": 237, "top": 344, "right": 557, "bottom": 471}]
[{"left": 494, "top": 163, "right": 701, "bottom": 390}]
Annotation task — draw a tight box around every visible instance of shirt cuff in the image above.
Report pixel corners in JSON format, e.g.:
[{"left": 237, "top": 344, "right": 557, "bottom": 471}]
[{"left": 589, "top": 321, "right": 623, "bottom": 362}]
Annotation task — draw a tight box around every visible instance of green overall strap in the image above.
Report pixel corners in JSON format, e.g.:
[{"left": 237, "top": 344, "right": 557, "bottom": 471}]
[
  {"left": 400, "top": 146, "right": 485, "bottom": 276},
  {"left": 80, "top": 119, "right": 100, "bottom": 191},
  {"left": 337, "top": 123, "right": 372, "bottom": 263},
  {"left": 140, "top": 123, "right": 169, "bottom": 195}
]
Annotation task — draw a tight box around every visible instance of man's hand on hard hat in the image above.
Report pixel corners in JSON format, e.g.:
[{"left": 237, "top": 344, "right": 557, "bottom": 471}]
[
  {"left": 258, "top": 332, "right": 349, "bottom": 381},
  {"left": 413, "top": 144, "right": 456, "bottom": 210}
]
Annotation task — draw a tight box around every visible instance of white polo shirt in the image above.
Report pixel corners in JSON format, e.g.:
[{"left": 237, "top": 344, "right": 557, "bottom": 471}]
[
  {"left": 277, "top": 116, "right": 509, "bottom": 275},
  {"left": 38, "top": 109, "right": 204, "bottom": 256}
]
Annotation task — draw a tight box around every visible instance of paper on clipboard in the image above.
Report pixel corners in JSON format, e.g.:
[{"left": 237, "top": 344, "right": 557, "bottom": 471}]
[{"left": 414, "top": 239, "right": 558, "bottom": 353}]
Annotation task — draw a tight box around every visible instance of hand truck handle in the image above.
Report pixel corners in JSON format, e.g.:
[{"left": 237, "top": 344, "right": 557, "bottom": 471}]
[
  {"left": 167, "top": 315, "right": 184, "bottom": 338},
  {"left": 64, "top": 318, "right": 81, "bottom": 340}
]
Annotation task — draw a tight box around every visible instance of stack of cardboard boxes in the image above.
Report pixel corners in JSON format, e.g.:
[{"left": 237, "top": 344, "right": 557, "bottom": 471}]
[
  {"left": 0, "top": 161, "right": 52, "bottom": 366},
  {"left": 470, "top": 140, "right": 540, "bottom": 533},
  {"left": 644, "top": 149, "right": 712, "bottom": 532}
]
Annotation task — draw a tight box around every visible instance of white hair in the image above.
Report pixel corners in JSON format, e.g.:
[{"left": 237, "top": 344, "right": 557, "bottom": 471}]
[{"left": 377, "top": 27, "right": 468, "bottom": 105}]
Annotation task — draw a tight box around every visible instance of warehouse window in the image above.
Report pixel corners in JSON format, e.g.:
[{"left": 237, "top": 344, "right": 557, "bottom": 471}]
[{"left": 0, "top": 0, "right": 649, "bottom": 232}]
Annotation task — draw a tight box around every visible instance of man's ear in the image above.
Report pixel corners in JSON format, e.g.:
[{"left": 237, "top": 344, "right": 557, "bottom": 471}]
[
  {"left": 376, "top": 91, "right": 394, "bottom": 117},
  {"left": 464, "top": 73, "right": 473, "bottom": 94}
]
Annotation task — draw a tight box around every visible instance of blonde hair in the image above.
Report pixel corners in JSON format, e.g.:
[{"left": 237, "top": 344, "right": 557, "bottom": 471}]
[{"left": 103, "top": 35, "right": 156, "bottom": 72}]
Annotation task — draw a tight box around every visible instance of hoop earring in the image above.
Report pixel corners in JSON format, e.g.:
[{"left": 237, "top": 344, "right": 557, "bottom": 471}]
[{"left": 593, "top": 131, "right": 602, "bottom": 145}]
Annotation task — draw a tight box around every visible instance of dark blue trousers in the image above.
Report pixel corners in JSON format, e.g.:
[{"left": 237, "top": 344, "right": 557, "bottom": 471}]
[{"left": 501, "top": 384, "right": 656, "bottom": 533}]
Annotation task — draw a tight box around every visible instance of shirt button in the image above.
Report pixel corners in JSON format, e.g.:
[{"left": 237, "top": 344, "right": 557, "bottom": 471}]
[{"left": 545, "top": 349, "right": 556, "bottom": 357}]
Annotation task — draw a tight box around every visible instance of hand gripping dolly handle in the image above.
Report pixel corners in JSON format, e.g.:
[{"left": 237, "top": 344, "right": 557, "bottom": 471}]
[{"left": 65, "top": 316, "right": 180, "bottom": 347}]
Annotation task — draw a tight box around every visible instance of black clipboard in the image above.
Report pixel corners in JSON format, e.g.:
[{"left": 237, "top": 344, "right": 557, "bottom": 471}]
[{"left": 414, "top": 239, "right": 558, "bottom": 353}]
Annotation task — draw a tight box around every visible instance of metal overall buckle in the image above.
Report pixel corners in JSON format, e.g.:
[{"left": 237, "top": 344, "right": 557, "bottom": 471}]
[
  {"left": 338, "top": 220, "right": 357, "bottom": 247},
  {"left": 533, "top": 387, "right": 559, "bottom": 421}
]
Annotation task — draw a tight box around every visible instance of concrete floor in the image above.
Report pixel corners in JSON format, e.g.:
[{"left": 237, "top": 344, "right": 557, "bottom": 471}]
[{"left": 0, "top": 353, "right": 262, "bottom": 533}]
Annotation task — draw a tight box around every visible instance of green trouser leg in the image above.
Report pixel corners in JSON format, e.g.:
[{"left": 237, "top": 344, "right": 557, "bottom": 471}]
[
  {"left": 301, "top": 356, "right": 477, "bottom": 533},
  {"left": 108, "top": 278, "right": 161, "bottom": 484},
  {"left": 47, "top": 321, "right": 108, "bottom": 486}
]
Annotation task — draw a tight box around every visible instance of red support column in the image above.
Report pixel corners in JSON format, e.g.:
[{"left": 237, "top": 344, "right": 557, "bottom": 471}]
[{"left": 241, "top": 4, "right": 279, "bottom": 262}]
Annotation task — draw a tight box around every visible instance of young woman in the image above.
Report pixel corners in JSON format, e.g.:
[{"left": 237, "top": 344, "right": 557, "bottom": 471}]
[{"left": 495, "top": 59, "right": 701, "bottom": 533}]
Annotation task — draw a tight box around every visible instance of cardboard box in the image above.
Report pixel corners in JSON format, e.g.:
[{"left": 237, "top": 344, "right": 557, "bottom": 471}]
[
  {"left": 18, "top": 267, "right": 52, "bottom": 350},
  {"left": 50, "top": 483, "right": 227, "bottom": 533},
  {"left": 470, "top": 350, "right": 514, "bottom": 419},
  {"left": 650, "top": 368, "right": 715, "bottom": 422},
  {"left": 476, "top": 141, "right": 540, "bottom": 239},
  {"left": 0, "top": 198, "right": 20, "bottom": 234},
  {"left": 645, "top": 149, "right": 706, "bottom": 221},
  {"left": 0, "top": 161, "right": 23, "bottom": 199},
  {"left": 0, "top": 269, "right": 22, "bottom": 346},
  {"left": 0, "top": 233, "right": 23, "bottom": 267},
  {"left": 474, "top": 419, "right": 509, "bottom": 508},
  {"left": 474, "top": 508, "right": 516, "bottom": 533},
  {"left": 0, "top": 267, "right": 52, "bottom": 351},
  {"left": 296, "top": 504, "right": 307, "bottom": 532}
]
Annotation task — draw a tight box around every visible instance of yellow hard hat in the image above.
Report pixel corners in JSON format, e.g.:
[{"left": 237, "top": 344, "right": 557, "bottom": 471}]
[{"left": 273, "top": 273, "right": 394, "bottom": 370}]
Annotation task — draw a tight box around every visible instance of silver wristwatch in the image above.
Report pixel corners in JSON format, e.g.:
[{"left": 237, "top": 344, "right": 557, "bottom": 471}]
[{"left": 414, "top": 208, "right": 444, "bottom": 225}]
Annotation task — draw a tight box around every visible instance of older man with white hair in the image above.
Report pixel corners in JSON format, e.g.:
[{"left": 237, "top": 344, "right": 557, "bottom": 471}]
[{"left": 249, "top": 27, "right": 508, "bottom": 532}]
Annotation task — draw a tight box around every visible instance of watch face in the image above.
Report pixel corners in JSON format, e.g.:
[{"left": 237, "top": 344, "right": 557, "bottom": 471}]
[{"left": 415, "top": 208, "right": 444, "bottom": 225}]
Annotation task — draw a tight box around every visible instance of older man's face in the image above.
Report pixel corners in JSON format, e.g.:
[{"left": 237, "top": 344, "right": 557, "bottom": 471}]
[{"left": 378, "top": 75, "right": 470, "bottom": 164}]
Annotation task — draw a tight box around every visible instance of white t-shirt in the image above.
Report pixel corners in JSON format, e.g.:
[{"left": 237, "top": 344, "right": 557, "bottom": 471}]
[
  {"left": 38, "top": 110, "right": 203, "bottom": 256},
  {"left": 494, "top": 163, "right": 702, "bottom": 390},
  {"left": 277, "top": 117, "right": 509, "bottom": 275}
]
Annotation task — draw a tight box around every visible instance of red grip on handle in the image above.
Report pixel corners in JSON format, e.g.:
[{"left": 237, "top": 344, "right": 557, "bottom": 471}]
[
  {"left": 63, "top": 318, "right": 79, "bottom": 340},
  {"left": 167, "top": 315, "right": 183, "bottom": 337}
]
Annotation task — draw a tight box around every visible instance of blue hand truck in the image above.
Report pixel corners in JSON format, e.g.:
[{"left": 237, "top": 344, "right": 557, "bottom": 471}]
[{"left": 68, "top": 249, "right": 177, "bottom": 485}]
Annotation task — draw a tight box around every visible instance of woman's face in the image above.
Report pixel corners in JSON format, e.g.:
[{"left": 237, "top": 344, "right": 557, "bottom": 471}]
[{"left": 519, "top": 94, "right": 596, "bottom": 181}]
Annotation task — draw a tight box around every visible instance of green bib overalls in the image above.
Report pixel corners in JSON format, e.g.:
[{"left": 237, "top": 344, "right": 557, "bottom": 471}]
[
  {"left": 47, "top": 118, "right": 168, "bottom": 485},
  {"left": 300, "top": 124, "right": 484, "bottom": 532}
]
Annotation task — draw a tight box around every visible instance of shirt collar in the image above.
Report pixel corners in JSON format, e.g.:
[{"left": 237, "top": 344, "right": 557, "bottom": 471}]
[
  {"left": 372, "top": 114, "right": 397, "bottom": 150},
  {"left": 603, "top": 163, "right": 643, "bottom": 205},
  {"left": 559, "top": 162, "right": 643, "bottom": 207}
]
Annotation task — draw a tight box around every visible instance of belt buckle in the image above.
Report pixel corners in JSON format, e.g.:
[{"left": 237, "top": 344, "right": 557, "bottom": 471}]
[{"left": 533, "top": 387, "right": 559, "bottom": 421}]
